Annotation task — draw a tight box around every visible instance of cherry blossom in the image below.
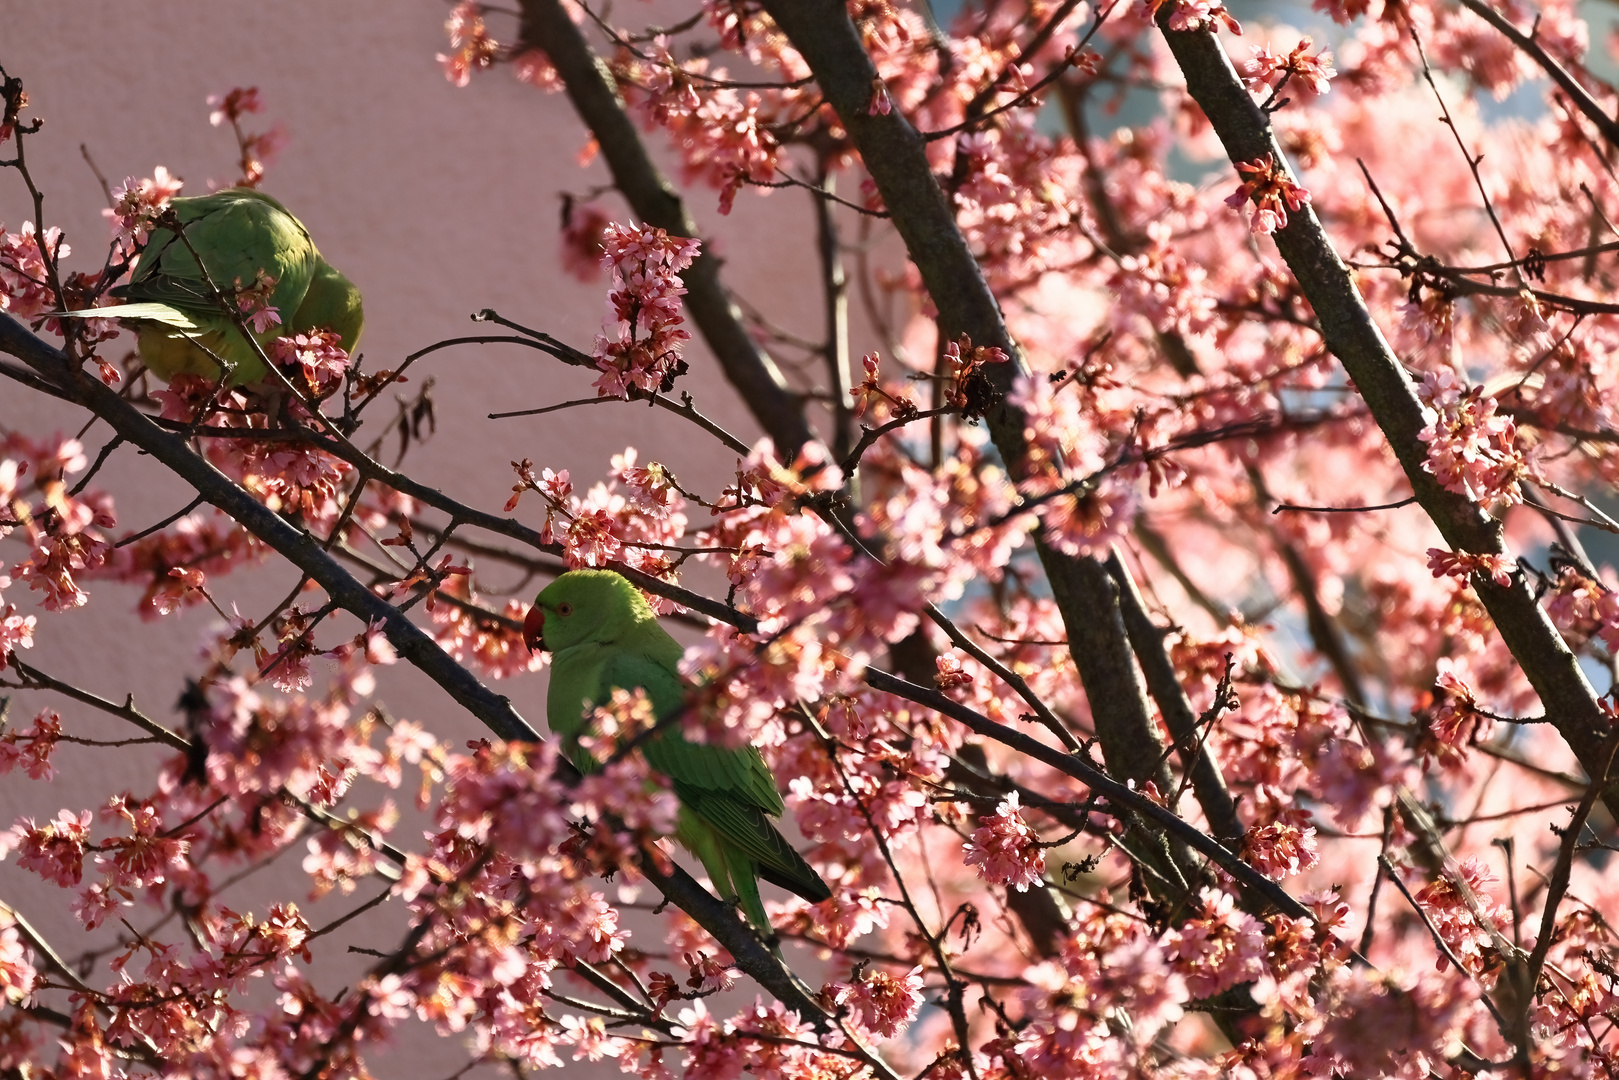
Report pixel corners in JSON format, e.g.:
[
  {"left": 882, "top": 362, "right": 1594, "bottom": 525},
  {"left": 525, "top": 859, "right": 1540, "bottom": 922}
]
[
  {"left": 829, "top": 964, "right": 924, "bottom": 1038},
  {"left": 437, "top": 2, "right": 499, "bottom": 87},
  {"left": 962, "top": 791, "right": 1046, "bottom": 891},
  {"left": 0, "top": 913, "right": 36, "bottom": 1006},
  {"left": 1243, "top": 38, "right": 1337, "bottom": 97},
  {"left": 590, "top": 223, "right": 700, "bottom": 397},
  {"left": 1225, "top": 154, "right": 1312, "bottom": 235},
  {"left": 10, "top": 1, "right": 1619, "bottom": 1075},
  {"left": 0, "top": 222, "right": 66, "bottom": 319},
  {"left": 1417, "top": 370, "right": 1535, "bottom": 507},
  {"left": 106, "top": 166, "right": 183, "bottom": 246}
]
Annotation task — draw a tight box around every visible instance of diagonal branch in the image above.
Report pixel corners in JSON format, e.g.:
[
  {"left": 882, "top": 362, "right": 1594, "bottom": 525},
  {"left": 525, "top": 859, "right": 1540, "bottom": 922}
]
[
  {"left": 1153, "top": 16, "right": 1619, "bottom": 817},
  {"left": 862, "top": 665, "right": 1362, "bottom": 943},
  {"left": 757, "top": 0, "right": 1205, "bottom": 904},
  {"left": 1453, "top": 0, "right": 1619, "bottom": 150},
  {"left": 0, "top": 313, "right": 540, "bottom": 744},
  {"left": 1104, "top": 551, "right": 1241, "bottom": 842},
  {"left": 517, "top": 0, "right": 815, "bottom": 455}
]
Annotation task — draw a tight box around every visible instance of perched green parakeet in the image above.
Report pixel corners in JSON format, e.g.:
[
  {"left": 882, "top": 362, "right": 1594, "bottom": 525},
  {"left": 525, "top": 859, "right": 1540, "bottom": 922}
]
[
  {"left": 63, "top": 188, "right": 363, "bottom": 386},
  {"left": 524, "top": 569, "right": 831, "bottom": 934}
]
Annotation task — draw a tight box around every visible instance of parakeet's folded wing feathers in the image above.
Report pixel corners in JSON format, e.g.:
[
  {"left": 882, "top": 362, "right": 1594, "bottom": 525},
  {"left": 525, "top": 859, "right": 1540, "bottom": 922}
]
[
  {"left": 115, "top": 192, "right": 315, "bottom": 319},
  {"left": 597, "top": 649, "right": 826, "bottom": 901},
  {"left": 601, "top": 649, "right": 786, "bottom": 813},
  {"left": 674, "top": 781, "right": 830, "bottom": 902}
]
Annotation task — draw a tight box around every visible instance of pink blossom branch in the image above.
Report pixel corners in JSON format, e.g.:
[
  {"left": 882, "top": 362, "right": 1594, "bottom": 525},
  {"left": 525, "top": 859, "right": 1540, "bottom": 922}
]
[
  {"left": 470, "top": 308, "right": 755, "bottom": 456},
  {"left": 0, "top": 899, "right": 95, "bottom": 996},
  {"left": 0, "top": 312, "right": 541, "bottom": 743},
  {"left": 1407, "top": 18, "right": 1525, "bottom": 293},
  {"left": 946, "top": 747, "right": 1075, "bottom": 958},
  {"left": 1520, "top": 729, "right": 1619, "bottom": 1056},
  {"left": 810, "top": 714, "right": 979, "bottom": 1072},
  {"left": 515, "top": 0, "right": 814, "bottom": 454},
  {"left": 3, "top": 655, "right": 407, "bottom": 884},
  {"left": 1377, "top": 854, "right": 1517, "bottom": 1059},
  {"left": 958, "top": 0, "right": 1088, "bottom": 122},
  {"left": 7, "top": 656, "right": 189, "bottom": 751},
  {"left": 1154, "top": 13, "right": 1619, "bottom": 817},
  {"left": 758, "top": 0, "right": 1211, "bottom": 908},
  {"left": 134, "top": 390, "right": 759, "bottom": 632},
  {"left": 1104, "top": 552, "right": 1241, "bottom": 843},
  {"left": 1454, "top": 0, "right": 1619, "bottom": 149},
  {"left": 861, "top": 665, "right": 1347, "bottom": 940}
]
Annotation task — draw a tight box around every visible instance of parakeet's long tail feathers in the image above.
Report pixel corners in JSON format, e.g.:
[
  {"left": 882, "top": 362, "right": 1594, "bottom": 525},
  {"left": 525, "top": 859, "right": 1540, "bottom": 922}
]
[
  {"left": 55, "top": 303, "right": 202, "bottom": 330},
  {"left": 758, "top": 854, "right": 833, "bottom": 905},
  {"left": 678, "top": 784, "right": 833, "bottom": 905}
]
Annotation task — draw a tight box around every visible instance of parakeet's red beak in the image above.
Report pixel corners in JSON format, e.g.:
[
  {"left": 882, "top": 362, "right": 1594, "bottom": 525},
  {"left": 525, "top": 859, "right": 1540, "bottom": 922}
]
[{"left": 522, "top": 605, "right": 545, "bottom": 653}]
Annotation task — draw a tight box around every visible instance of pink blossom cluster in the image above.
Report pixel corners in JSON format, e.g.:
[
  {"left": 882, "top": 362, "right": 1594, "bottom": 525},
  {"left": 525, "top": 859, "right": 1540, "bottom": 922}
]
[
  {"left": 91, "top": 511, "right": 262, "bottom": 621},
  {"left": 590, "top": 223, "right": 701, "bottom": 398},
  {"left": 106, "top": 166, "right": 183, "bottom": 247},
  {"left": 0, "top": 573, "right": 36, "bottom": 664},
  {"left": 0, "top": 911, "right": 37, "bottom": 1007},
  {"left": 268, "top": 328, "right": 351, "bottom": 397},
  {"left": 437, "top": 2, "right": 501, "bottom": 88},
  {"left": 1417, "top": 369, "right": 1536, "bottom": 506},
  {"left": 149, "top": 374, "right": 354, "bottom": 528},
  {"left": 828, "top": 964, "right": 924, "bottom": 1038},
  {"left": 2, "top": 433, "right": 115, "bottom": 612},
  {"left": 0, "top": 708, "right": 61, "bottom": 780},
  {"left": 1425, "top": 545, "right": 1516, "bottom": 587},
  {"left": 1242, "top": 38, "right": 1337, "bottom": 97},
  {"left": 427, "top": 573, "right": 544, "bottom": 680},
  {"left": 953, "top": 123, "right": 1083, "bottom": 286},
  {"left": 1225, "top": 153, "right": 1313, "bottom": 235},
  {"left": 0, "top": 222, "right": 65, "bottom": 319},
  {"left": 962, "top": 791, "right": 1046, "bottom": 890}
]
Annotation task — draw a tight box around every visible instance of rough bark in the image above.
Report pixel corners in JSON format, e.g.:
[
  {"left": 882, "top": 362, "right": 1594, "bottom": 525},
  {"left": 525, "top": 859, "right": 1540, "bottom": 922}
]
[
  {"left": 758, "top": 0, "right": 1206, "bottom": 895},
  {"left": 1156, "top": 18, "right": 1618, "bottom": 812},
  {"left": 518, "top": 0, "right": 814, "bottom": 455}
]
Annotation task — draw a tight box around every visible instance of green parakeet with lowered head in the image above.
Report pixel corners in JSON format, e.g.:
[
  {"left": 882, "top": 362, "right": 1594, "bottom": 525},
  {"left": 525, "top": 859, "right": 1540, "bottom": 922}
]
[
  {"left": 61, "top": 188, "right": 363, "bottom": 386},
  {"left": 524, "top": 569, "right": 831, "bottom": 934}
]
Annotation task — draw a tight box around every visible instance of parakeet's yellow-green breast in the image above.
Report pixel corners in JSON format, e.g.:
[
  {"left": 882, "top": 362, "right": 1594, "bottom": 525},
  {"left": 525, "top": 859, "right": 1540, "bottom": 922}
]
[
  {"left": 525, "top": 569, "right": 831, "bottom": 935},
  {"left": 63, "top": 188, "right": 363, "bottom": 386}
]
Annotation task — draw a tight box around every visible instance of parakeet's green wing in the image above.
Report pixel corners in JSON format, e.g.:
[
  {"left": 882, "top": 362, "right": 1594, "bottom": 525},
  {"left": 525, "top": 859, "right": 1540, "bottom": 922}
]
[
  {"left": 118, "top": 192, "right": 316, "bottom": 319},
  {"left": 291, "top": 257, "right": 365, "bottom": 352},
  {"left": 598, "top": 650, "right": 829, "bottom": 904},
  {"left": 91, "top": 190, "right": 325, "bottom": 385},
  {"left": 598, "top": 649, "right": 783, "bottom": 810}
]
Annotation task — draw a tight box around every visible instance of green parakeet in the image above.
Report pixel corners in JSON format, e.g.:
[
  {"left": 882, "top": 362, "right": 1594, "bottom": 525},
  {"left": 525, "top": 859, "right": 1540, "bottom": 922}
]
[
  {"left": 524, "top": 569, "right": 832, "bottom": 934},
  {"left": 62, "top": 188, "right": 363, "bottom": 386}
]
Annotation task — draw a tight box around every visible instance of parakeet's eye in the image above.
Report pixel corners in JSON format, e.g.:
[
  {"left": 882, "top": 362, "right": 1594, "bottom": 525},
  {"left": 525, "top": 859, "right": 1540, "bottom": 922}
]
[{"left": 559, "top": 602, "right": 574, "bottom": 616}]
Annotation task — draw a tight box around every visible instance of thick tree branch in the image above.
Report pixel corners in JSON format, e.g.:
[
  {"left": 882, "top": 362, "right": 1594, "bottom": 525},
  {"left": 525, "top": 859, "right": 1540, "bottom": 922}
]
[
  {"left": 758, "top": 0, "right": 1204, "bottom": 901},
  {"left": 1155, "top": 18, "right": 1619, "bottom": 815},
  {"left": 1104, "top": 551, "right": 1242, "bottom": 843},
  {"left": 517, "top": 0, "right": 815, "bottom": 455}
]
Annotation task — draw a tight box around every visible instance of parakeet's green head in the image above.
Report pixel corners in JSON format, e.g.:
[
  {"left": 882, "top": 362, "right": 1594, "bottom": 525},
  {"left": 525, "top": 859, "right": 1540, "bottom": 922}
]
[{"left": 524, "top": 570, "right": 652, "bottom": 654}]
